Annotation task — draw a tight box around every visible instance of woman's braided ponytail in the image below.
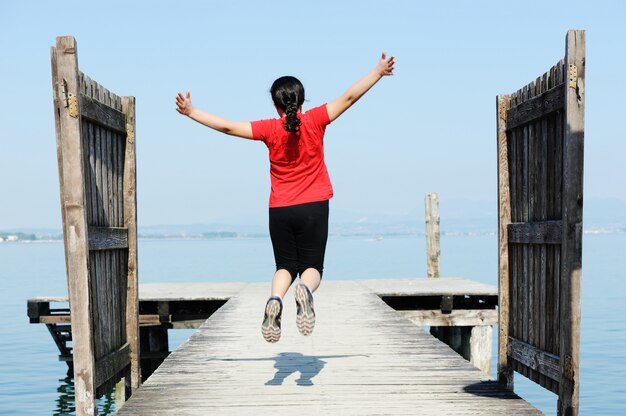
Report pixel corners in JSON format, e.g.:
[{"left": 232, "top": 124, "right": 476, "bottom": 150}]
[{"left": 270, "top": 76, "right": 305, "bottom": 134}]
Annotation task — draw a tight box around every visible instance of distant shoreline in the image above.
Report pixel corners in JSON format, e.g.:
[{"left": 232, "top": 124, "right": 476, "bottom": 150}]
[{"left": 1, "top": 227, "right": 623, "bottom": 245}]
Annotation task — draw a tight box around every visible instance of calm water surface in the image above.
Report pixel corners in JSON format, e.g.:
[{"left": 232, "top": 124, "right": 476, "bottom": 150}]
[{"left": 0, "top": 234, "right": 624, "bottom": 414}]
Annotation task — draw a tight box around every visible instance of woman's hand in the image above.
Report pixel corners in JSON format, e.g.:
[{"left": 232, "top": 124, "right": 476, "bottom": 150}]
[
  {"left": 376, "top": 52, "right": 395, "bottom": 77},
  {"left": 176, "top": 90, "right": 193, "bottom": 116}
]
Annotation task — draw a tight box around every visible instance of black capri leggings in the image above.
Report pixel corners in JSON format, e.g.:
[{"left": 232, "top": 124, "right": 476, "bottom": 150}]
[{"left": 269, "top": 200, "right": 329, "bottom": 282}]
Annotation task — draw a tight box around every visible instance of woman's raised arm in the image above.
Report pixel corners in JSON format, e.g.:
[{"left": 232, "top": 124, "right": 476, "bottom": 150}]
[
  {"left": 326, "top": 52, "right": 395, "bottom": 123},
  {"left": 176, "top": 90, "right": 253, "bottom": 139}
]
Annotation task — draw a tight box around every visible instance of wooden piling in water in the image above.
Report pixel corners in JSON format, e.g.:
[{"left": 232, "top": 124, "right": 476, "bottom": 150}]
[
  {"left": 423, "top": 193, "right": 492, "bottom": 375},
  {"left": 424, "top": 192, "right": 441, "bottom": 279}
]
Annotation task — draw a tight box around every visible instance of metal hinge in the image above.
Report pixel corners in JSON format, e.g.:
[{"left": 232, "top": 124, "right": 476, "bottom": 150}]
[
  {"left": 67, "top": 94, "right": 78, "bottom": 118},
  {"left": 59, "top": 79, "right": 78, "bottom": 118},
  {"left": 568, "top": 64, "right": 578, "bottom": 89}
]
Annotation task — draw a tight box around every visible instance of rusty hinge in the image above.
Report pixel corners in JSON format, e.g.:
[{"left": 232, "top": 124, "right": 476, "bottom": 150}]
[
  {"left": 59, "top": 79, "right": 78, "bottom": 118},
  {"left": 67, "top": 94, "right": 78, "bottom": 118},
  {"left": 126, "top": 122, "right": 135, "bottom": 144},
  {"left": 568, "top": 64, "right": 578, "bottom": 89}
]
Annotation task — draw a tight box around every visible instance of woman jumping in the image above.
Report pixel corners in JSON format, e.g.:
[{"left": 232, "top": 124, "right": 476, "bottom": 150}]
[{"left": 176, "top": 52, "right": 395, "bottom": 342}]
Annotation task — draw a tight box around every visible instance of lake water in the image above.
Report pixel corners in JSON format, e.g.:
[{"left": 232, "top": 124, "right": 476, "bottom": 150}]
[{"left": 1, "top": 233, "right": 624, "bottom": 415}]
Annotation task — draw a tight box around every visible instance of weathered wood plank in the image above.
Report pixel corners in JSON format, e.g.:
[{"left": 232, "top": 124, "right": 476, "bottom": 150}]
[
  {"left": 508, "top": 337, "right": 560, "bottom": 385},
  {"left": 95, "top": 343, "right": 131, "bottom": 389},
  {"left": 80, "top": 94, "right": 126, "bottom": 134},
  {"left": 400, "top": 309, "right": 497, "bottom": 327},
  {"left": 50, "top": 45, "right": 71, "bottom": 279},
  {"left": 122, "top": 95, "right": 140, "bottom": 394},
  {"left": 507, "top": 220, "right": 562, "bottom": 244},
  {"left": 506, "top": 83, "right": 565, "bottom": 130},
  {"left": 559, "top": 29, "right": 585, "bottom": 416},
  {"left": 87, "top": 226, "right": 128, "bottom": 250},
  {"left": 363, "top": 278, "right": 497, "bottom": 297},
  {"left": 496, "top": 94, "right": 513, "bottom": 389}
]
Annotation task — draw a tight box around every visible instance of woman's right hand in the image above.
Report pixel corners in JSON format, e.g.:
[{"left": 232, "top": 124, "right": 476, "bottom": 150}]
[{"left": 175, "top": 90, "right": 193, "bottom": 116}]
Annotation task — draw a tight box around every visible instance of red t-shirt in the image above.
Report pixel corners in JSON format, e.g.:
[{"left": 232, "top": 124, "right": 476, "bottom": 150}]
[{"left": 251, "top": 104, "right": 333, "bottom": 208}]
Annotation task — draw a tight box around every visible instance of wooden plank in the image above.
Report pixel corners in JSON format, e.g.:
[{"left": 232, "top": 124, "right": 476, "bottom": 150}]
[
  {"left": 82, "top": 122, "right": 93, "bottom": 225},
  {"left": 496, "top": 94, "right": 513, "bottom": 389},
  {"left": 399, "top": 309, "right": 497, "bottom": 327},
  {"left": 507, "top": 220, "right": 562, "bottom": 244},
  {"left": 87, "top": 122, "right": 98, "bottom": 226},
  {"left": 537, "top": 108, "right": 549, "bottom": 389},
  {"left": 508, "top": 337, "right": 560, "bottom": 384},
  {"left": 122, "top": 95, "right": 140, "bottom": 394},
  {"left": 506, "top": 83, "right": 564, "bottom": 130},
  {"left": 424, "top": 193, "right": 440, "bottom": 278},
  {"left": 80, "top": 94, "right": 126, "bottom": 134},
  {"left": 50, "top": 44, "right": 71, "bottom": 297},
  {"left": 95, "top": 343, "right": 131, "bottom": 389},
  {"left": 528, "top": 107, "right": 540, "bottom": 386},
  {"left": 363, "top": 278, "right": 497, "bottom": 297},
  {"left": 559, "top": 29, "right": 585, "bottom": 416},
  {"left": 87, "top": 226, "right": 128, "bottom": 250},
  {"left": 39, "top": 313, "right": 170, "bottom": 326},
  {"left": 52, "top": 35, "right": 97, "bottom": 416}
]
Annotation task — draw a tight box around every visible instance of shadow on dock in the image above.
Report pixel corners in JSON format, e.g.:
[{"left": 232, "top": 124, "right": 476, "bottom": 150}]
[
  {"left": 211, "top": 352, "right": 364, "bottom": 386},
  {"left": 463, "top": 381, "right": 523, "bottom": 399}
]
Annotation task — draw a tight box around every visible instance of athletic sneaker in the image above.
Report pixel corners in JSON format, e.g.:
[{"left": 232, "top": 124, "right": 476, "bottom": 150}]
[
  {"left": 262, "top": 296, "right": 283, "bottom": 343},
  {"left": 295, "top": 284, "right": 315, "bottom": 336}
]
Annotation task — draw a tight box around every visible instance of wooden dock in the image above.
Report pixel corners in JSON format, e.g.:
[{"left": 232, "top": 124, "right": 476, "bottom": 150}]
[{"left": 115, "top": 279, "right": 541, "bottom": 415}]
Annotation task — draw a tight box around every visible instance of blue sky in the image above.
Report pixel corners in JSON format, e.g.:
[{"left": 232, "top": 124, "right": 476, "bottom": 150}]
[{"left": 1, "top": 0, "right": 624, "bottom": 229}]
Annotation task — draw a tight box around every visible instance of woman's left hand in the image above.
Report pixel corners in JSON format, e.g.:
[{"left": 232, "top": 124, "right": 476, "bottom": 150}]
[{"left": 376, "top": 52, "right": 395, "bottom": 77}]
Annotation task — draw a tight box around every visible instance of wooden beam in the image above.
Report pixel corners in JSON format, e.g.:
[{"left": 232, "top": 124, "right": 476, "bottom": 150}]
[
  {"left": 508, "top": 337, "right": 560, "bottom": 383},
  {"left": 400, "top": 309, "right": 497, "bottom": 327},
  {"left": 506, "top": 84, "right": 565, "bottom": 130},
  {"left": 496, "top": 93, "right": 513, "bottom": 390},
  {"left": 80, "top": 94, "right": 126, "bottom": 134},
  {"left": 122, "top": 95, "right": 141, "bottom": 394},
  {"left": 507, "top": 221, "right": 562, "bottom": 244},
  {"left": 559, "top": 29, "right": 585, "bottom": 416},
  {"left": 87, "top": 226, "right": 128, "bottom": 250},
  {"left": 95, "top": 343, "right": 131, "bottom": 389}
]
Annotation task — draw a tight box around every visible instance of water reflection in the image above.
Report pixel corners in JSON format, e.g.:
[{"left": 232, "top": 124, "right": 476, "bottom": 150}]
[{"left": 54, "top": 376, "right": 117, "bottom": 416}]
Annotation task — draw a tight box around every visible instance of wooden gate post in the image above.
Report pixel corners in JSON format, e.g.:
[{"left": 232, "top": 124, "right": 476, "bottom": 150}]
[
  {"left": 52, "top": 35, "right": 97, "bottom": 416},
  {"left": 559, "top": 29, "right": 585, "bottom": 416},
  {"left": 496, "top": 93, "right": 513, "bottom": 390},
  {"left": 121, "top": 96, "right": 140, "bottom": 395}
]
